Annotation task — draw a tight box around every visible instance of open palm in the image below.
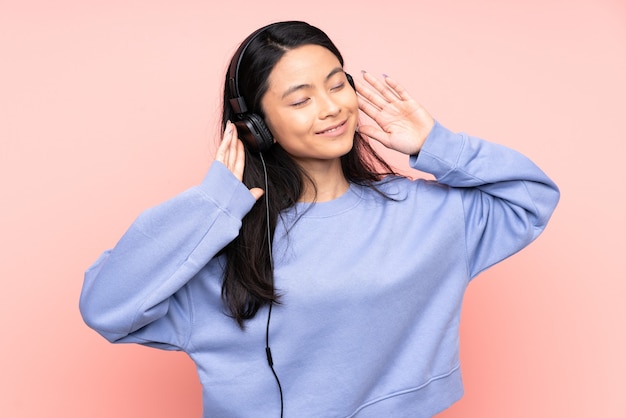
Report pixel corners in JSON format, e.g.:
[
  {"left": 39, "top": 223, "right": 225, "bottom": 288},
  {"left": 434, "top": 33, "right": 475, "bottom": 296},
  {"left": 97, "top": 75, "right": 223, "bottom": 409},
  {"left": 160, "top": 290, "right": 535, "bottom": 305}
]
[{"left": 356, "top": 72, "right": 435, "bottom": 155}]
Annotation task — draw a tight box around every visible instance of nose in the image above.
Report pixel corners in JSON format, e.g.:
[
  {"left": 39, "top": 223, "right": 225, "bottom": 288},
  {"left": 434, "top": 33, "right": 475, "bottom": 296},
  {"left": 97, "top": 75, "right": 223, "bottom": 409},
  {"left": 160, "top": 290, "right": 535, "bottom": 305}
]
[{"left": 318, "top": 92, "right": 340, "bottom": 119}]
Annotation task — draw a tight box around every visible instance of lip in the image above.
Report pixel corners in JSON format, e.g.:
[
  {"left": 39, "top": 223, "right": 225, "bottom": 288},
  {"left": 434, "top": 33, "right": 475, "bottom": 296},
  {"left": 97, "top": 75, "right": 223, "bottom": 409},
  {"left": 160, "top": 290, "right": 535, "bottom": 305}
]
[{"left": 315, "top": 120, "right": 348, "bottom": 136}]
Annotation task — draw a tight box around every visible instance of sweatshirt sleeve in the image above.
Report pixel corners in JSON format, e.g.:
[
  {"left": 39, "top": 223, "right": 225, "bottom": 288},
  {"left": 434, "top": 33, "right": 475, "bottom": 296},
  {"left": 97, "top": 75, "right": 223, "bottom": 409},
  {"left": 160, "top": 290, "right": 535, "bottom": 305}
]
[
  {"left": 79, "top": 161, "right": 256, "bottom": 348},
  {"left": 410, "top": 121, "right": 560, "bottom": 279}
]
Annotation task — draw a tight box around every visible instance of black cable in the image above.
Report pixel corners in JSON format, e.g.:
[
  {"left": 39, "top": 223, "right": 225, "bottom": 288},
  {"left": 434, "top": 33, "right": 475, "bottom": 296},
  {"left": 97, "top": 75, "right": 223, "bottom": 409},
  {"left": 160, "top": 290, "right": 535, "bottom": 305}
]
[
  {"left": 265, "top": 303, "right": 284, "bottom": 417},
  {"left": 259, "top": 153, "right": 284, "bottom": 418}
]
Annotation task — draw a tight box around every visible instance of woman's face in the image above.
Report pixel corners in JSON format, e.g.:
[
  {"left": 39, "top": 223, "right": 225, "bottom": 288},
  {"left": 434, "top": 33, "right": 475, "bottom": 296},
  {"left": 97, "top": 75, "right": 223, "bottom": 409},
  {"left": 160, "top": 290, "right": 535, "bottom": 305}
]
[{"left": 260, "top": 44, "right": 358, "bottom": 168}]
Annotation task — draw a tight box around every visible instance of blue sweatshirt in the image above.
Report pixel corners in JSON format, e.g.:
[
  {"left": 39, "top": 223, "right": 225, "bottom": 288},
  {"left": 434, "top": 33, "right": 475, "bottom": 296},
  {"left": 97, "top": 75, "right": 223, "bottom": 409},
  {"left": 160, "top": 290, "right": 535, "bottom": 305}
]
[{"left": 80, "top": 122, "right": 559, "bottom": 417}]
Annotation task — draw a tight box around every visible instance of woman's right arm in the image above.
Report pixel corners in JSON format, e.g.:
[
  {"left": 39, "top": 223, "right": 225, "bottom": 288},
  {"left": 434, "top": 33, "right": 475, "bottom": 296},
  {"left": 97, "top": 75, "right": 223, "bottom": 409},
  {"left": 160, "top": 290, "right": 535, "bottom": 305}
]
[{"left": 80, "top": 122, "right": 261, "bottom": 345}]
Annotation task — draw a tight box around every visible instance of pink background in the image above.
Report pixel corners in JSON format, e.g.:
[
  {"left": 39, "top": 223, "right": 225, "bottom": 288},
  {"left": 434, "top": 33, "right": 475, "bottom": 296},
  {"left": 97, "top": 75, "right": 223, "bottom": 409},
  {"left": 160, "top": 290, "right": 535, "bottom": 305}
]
[{"left": 2, "top": 0, "right": 625, "bottom": 416}]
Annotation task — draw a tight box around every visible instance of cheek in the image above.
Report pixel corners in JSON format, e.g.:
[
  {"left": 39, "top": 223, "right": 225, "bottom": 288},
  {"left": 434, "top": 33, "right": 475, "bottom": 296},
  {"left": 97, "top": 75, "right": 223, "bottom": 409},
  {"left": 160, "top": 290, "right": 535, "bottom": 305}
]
[
  {"left": 267, "top": 110, "right": 312, "bottom": 139},
  {"left": 331, "top": 90, "right": 358, "bottom": 119},
  {"left": 344, "top": 91, "right": 359, "bottom": 112}
]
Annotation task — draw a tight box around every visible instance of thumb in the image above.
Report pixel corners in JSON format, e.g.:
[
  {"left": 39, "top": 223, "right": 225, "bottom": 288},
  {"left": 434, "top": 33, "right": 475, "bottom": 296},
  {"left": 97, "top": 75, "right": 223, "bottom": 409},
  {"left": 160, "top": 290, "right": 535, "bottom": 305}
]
[
  {"left": 357, "top": 124, "right": 391, "bottom": 148},
  {"left": 250, "top": 187, "right": 265, "bottom": 201}
]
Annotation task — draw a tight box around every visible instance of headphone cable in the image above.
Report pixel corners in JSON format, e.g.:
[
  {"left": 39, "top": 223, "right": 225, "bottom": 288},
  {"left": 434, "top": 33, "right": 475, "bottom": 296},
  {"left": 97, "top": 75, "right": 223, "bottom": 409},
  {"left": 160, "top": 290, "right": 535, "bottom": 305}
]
[{"left": 259, "top": 153, "right": 284, "bottom": 418}]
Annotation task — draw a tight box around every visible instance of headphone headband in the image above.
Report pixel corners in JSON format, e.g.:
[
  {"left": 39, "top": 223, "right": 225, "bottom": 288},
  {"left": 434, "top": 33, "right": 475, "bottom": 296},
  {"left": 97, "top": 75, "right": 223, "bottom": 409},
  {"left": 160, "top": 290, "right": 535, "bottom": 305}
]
[{"left": 228, "top": 23, "right": 276, "bottom": 115}]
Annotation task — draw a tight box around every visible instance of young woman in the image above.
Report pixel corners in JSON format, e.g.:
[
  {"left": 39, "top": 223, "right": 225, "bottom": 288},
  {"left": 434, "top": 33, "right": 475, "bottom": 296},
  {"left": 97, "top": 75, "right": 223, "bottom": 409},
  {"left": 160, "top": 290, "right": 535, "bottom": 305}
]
[{"left": 80, "top": 21, "right": 559, "bottom": 418}]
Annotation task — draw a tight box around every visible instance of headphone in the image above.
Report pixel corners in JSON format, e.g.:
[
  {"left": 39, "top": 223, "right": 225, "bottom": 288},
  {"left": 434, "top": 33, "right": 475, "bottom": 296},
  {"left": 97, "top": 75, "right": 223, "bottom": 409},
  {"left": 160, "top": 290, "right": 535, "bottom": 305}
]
[{"left": 227, "top": 23, "right": 356, "bottom": 153}]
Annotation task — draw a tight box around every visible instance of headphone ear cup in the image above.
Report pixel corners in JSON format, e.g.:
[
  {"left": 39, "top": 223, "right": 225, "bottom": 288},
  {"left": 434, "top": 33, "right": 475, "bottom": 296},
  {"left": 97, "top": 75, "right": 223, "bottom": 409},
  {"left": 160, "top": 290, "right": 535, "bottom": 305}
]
[
  {"left": 234, "top": 113, "right": 274, "bottom": 152},
  {"left": 346, "top": 73, "right": 355, "bottom": 91}
]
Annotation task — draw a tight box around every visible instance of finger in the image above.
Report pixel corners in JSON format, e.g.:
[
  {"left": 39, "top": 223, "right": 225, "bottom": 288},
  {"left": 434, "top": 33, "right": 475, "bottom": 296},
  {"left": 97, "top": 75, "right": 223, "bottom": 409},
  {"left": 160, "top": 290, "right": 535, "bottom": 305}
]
[
  {"left": 227, "top": 123, "right": 239, "bottom": 170},
  {"left": 357, "top": 124, "right": 392, "bottom": 148},
  {"left": 249, "top": 187, "right": 265, "bottom": 201},
  {"left": 362, "top": 71, "right": 401, "bottom": 103},
  {"left": 383, "top": 75, "right": 412, "bottom": 101},
  {"left": 231, "top": 137, "right": 245, "bottom": 181},
  {"left": 355, "top": 79, "right": 386, "bottom": 111},
  {"left": 357, "top": 95, "right": 383, "bottom": 120},
  {"left": 215, "top": 121, "right": 233, "bottom": 164}
]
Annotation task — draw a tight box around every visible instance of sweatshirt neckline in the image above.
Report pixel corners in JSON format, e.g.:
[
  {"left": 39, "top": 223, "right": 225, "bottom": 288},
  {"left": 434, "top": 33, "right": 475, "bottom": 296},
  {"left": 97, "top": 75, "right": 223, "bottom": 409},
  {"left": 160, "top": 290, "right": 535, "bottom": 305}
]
[{"left": 286, "top": 183, "right": 363, "bottom": 218}]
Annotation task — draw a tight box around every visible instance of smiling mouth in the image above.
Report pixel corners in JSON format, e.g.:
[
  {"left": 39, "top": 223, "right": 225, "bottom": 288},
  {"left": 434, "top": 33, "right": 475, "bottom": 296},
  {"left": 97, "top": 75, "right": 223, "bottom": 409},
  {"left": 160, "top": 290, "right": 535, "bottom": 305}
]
[{"left": 316, "top": 120, "right": 346, "bottom": 135}]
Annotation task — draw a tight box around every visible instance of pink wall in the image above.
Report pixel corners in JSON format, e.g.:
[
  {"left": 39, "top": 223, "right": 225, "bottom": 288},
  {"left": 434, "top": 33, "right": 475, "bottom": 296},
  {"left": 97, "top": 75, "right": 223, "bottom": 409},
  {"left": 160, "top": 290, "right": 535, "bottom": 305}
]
[{"left": 2, "top": 0, "right": 625, "bottom": 416}]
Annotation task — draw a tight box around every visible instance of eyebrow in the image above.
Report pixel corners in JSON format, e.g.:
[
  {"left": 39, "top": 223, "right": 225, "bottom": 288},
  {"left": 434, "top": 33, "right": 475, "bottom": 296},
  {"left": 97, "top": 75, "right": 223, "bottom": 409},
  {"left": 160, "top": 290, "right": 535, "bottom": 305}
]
[{"left": 281, "top": 67, "right": 345, "bottom": 99}]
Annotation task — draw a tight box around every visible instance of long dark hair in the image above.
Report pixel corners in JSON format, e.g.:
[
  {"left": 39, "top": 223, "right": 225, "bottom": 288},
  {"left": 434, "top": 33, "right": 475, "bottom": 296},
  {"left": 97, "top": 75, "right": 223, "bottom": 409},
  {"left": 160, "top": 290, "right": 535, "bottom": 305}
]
[{"left": 220, "top": 21, "right": 398, "bottom": 328}]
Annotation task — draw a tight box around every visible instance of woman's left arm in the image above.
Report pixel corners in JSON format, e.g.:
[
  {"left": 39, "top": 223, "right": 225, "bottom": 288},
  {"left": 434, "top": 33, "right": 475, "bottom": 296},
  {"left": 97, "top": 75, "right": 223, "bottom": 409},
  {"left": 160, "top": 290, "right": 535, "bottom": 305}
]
[
  {"left": 415, "top": 122, "right": 560, "bottom": 277},
  {"left": 357, "top": 72, "right": 560, "bottom": 278}
]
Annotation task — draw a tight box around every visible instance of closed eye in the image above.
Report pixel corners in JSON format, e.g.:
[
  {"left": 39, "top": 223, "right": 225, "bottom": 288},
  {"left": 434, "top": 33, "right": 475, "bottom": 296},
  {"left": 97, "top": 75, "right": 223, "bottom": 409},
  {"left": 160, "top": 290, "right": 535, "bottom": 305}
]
[
  {"left": 290, "top": 98, "right": 310, "bottom": 107},
  {"left": 330, "top": 82, "right": 345, "bottom": 92}
]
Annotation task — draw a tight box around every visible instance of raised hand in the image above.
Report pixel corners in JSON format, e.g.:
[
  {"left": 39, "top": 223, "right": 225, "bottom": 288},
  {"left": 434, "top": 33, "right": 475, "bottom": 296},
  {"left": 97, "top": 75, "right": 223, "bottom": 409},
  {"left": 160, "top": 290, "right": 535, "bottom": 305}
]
[
  {"left": 356, "top": 72, "right": 435, "bottom": 155},
  {"left": 215, "top": 121, "right": 264, "bottom": 200}
]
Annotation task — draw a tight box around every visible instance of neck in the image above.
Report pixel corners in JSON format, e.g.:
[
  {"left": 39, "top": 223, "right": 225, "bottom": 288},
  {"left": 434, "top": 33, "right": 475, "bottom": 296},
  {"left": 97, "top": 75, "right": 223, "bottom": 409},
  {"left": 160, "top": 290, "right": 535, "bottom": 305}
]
[{"left": 298, "top": 158, "right": 349, "bottom": 203}]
